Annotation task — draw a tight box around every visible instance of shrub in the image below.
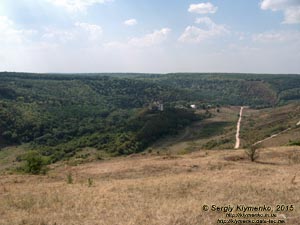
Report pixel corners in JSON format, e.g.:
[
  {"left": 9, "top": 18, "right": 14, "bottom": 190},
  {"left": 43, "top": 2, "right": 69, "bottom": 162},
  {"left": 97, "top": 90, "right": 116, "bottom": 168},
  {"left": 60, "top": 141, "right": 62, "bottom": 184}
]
[
  {"left": 67, "top": 173, "right": 73, "bottom": 184},
  {"left": 289, "top": 140, "right": 300, "bottom": 146},
  {"left": 245, "top": 144, "right": 260, "bottom": 162},
  {"left": 88, "top": 178, "right": 93, "bottom": 187},
  {"left": 23, "top": 150, "right": 47, "bottom": 174}
]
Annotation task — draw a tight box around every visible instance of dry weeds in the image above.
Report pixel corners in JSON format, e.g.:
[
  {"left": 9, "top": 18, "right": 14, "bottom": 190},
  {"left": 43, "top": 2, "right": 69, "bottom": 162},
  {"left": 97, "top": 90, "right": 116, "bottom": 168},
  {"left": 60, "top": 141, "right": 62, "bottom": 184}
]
[{"left": 1, "top": 146, "right": 300, "bottom": 225}]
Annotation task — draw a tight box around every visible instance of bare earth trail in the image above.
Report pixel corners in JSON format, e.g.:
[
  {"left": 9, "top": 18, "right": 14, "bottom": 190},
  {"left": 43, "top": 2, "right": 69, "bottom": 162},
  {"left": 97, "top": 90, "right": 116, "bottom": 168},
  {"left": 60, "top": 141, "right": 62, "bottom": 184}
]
[{"left": 234, "top": 106, "right": 244, "bottom": 149}]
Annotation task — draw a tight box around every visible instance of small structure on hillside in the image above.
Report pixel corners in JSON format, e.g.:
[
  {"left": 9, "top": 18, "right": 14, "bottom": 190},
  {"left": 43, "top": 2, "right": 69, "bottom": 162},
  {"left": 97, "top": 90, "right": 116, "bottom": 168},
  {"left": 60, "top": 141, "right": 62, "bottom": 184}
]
[
  {"left": 149, "top": 101, "right": 164, "bottom": 111},
  {"left": 190, "top": 104, "right": 196, "bottom": 109}
]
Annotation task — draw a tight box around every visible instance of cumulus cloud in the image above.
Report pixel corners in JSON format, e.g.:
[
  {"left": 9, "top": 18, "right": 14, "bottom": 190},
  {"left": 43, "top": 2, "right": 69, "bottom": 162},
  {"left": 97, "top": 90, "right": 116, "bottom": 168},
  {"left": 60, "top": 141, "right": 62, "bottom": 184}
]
[
  {"left": 179, "top": 17, "right": 228, "bottom": 43},
  {"left": 0, "top": 16, "right": 36, "bottom": 45},
  {"left": 128, "top": 28, "right": 171, "bottom": 47},
  {"left": 124, "top": 19, "right": 137, "bottom": 26},
  {"left": 260, "top": 0, "right": 300, "bottom": 24},
  {"left": 188, "top": 2, "right": 217, "bottom": 14},
  {"left": 103, "top": 28, "right": 171, "bottom": 49},
  {"left": 47, "top": 0, "right": 113, "bottom": 12}
]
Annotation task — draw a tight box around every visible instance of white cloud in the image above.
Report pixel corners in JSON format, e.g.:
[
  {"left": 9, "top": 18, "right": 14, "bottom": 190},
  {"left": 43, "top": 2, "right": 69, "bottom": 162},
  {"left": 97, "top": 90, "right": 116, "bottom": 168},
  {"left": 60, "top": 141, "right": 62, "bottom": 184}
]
[
  {"left": 179, "top": 17, "right": 228, "bottom": 43},
  {"left": 0, "top": 16, "right": 36, "bottom": 45},
  {"left": 195, "top": 17, "right": 216, "bottom": 26},
  {"left": 75, "top": 22, "right": 102, "bottom": 40},
  {"left": 253, "top": 30, "right": 300, "bottom": 42},
  {"left": 260, "top": 0, "right": 300, "bottom": 24},
  {"left": 47, "top": 0, "right": 113, "bottom": 12},
  {"left": 188, "top": 2, "right": 217, "bottom": 14},
  {"left": 124, "top": 19, "right": 137, "bottom": 26},
  {"left": 41, "top": 22, "right": 102, "bottom": 44},
  {"left": 103, "top": 28, "right": 171, "bottom": 50},
  {"left": 0, "top": 16, "right": 13, "bottom": 29},
  {"left": 42, "top": 28, "right": 76, "bottom": 43},
  {"left": 128, "top": 28, "right": 171, "bottom": 47}
]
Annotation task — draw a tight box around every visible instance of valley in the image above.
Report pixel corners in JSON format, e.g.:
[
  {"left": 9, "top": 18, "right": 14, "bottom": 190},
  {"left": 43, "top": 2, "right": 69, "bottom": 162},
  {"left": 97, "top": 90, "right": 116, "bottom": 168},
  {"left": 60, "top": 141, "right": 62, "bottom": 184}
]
[{"left": 1, "top": 72, "right": 300, "bottom": 225}]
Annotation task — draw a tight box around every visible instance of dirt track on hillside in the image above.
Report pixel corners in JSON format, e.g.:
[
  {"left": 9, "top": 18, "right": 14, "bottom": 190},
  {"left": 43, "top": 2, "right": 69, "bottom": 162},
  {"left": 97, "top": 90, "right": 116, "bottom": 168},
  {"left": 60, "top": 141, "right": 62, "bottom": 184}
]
[{"left": 234, "top": 106, "right": 244, "bottom": 149}]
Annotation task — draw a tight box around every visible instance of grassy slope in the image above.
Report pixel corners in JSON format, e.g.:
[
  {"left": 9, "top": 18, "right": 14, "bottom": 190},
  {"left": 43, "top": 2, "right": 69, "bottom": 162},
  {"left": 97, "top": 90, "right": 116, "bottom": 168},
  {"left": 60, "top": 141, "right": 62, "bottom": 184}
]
[
  {"left": 241, "top": 103, "right": 300, "bottom": 147},
  {"left": 1, "top": 146, "right": 300, "bottom": 225},
  {"left": 151, "top": 106, "right": 240, "bottom": 154},
  {"left": 0, "top": 146, "right": 25, "bottom": 171}
]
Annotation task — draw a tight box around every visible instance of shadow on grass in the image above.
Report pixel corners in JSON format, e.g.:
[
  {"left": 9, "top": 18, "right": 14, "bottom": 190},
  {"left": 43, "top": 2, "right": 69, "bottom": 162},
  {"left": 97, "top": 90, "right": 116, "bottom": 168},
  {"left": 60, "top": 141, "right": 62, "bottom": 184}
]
[{"left": 255, "top": 160, "right": 286, "bottom": 166}]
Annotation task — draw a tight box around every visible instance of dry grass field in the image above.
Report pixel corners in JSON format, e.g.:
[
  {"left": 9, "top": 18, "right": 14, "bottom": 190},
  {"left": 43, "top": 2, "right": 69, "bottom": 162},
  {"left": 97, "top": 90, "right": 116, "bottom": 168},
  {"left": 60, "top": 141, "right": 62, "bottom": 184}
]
[{"left": 1, "top": 146, "right": 300, "bottom": 225}]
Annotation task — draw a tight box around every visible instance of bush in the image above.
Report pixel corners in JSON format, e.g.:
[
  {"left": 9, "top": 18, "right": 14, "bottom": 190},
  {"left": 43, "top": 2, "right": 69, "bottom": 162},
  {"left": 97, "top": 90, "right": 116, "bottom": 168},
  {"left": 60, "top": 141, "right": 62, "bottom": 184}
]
[
  {"left": 88, "top": 177, "right": 93, "bottom": 187},
  {"left": 67, "top": 173, "right": 73, "bottom": 184},
  {"left": 23, "top": 150, "right": 47, "bottom": 174},
  {"left": 245, "top": 144, "right": 260, "bottom": 162}
]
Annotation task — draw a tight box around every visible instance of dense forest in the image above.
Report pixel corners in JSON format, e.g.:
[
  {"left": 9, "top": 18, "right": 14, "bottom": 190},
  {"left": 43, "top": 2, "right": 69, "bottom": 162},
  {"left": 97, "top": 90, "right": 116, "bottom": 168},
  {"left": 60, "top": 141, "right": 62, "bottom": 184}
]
[{"left": 1, "top": 72, "right": 300, "bottom": 162}]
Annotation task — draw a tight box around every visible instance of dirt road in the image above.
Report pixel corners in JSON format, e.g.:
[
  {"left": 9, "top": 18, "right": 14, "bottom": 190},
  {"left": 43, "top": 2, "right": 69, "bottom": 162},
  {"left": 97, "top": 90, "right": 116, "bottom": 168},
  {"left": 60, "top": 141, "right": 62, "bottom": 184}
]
[{"left": 234, "top": 106, "right": 244, "bottom": 149}]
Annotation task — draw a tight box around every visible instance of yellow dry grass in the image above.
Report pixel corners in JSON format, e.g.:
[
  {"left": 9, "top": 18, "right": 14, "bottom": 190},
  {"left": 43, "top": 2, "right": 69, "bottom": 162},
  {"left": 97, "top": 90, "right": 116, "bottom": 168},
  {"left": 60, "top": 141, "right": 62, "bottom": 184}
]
[{"left": 1, "top": 146, "right": 300, "bottom": 225}]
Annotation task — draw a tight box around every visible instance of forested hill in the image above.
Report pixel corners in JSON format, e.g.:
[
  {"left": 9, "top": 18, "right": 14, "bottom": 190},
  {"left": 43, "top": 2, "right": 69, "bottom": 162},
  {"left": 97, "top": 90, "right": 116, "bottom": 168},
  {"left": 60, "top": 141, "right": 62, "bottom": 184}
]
[
  {"left": 2, "top": 72, "right": 300, "bottom": 106},
  {"left": 0, "top": 72, "right": 300, "bottom": 162},
  {"left": 134, "top": 73, "right": 300, "bottom": 107}
]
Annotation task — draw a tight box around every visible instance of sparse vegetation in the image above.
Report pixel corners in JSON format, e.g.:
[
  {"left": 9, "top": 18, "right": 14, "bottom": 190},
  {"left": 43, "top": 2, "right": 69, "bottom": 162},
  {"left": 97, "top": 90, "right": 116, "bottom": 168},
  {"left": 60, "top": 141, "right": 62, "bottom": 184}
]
[
  {"left": 202, "top": 138, "right": 232, "bottom": 150},
  {"left": 288, "top": 151, "right": 300, "bottom": 164},
  {"left": 1, "top": 146, "right": 299, "bottom": 225}
]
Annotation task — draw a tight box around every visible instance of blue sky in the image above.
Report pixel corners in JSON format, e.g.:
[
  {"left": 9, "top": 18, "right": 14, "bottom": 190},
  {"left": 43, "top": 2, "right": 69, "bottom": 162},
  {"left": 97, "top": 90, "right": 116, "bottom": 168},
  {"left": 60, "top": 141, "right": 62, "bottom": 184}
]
[{"left": 0, "top": 0, "right": 299, "bottom": 73}]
